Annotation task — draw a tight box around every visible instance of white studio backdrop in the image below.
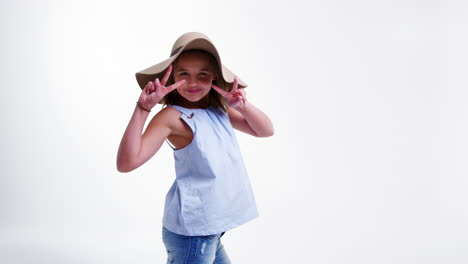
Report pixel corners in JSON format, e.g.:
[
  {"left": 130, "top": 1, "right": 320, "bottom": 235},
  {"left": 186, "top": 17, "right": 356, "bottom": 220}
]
[{"left": 1, "top": 0, "right": 467, "bottom": 263}]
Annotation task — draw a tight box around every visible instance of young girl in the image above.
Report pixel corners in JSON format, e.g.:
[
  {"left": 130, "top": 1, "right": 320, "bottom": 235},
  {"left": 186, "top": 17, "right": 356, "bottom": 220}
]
[{"left": 117, "top": 32, "right": 274, "bottom": 264}]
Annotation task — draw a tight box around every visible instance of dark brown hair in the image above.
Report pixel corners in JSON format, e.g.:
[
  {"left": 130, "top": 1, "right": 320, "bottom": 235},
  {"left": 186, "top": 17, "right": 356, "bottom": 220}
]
[{"left": 160, "top": 49, "right": 229, "bottom": 112}]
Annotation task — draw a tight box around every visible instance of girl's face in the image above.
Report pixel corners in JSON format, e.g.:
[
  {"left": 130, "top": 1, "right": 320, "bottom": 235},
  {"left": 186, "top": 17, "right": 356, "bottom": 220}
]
[{"left": 173, "top": 51, "right": 216, "bottom": 106}]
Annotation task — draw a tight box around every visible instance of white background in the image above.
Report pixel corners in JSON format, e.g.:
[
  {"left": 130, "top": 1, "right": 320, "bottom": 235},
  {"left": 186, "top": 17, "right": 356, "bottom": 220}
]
[{"left": 1, "top": 0, "right": 467, "bottom": 263}]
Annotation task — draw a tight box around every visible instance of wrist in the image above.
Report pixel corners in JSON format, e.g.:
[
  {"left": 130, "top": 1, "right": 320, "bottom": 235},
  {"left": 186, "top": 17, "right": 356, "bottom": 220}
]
[
  {"left": 136, "top": 101, "right": 151, "bottom": 112},
  {"left": 234, "top": 100, "right": 250, "bottom": 113}
]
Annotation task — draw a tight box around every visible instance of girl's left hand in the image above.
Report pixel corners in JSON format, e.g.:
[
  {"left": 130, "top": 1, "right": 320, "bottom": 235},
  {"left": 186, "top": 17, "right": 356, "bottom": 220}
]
[{"left": 212, "top": 77, "right": 247, "bottom": 110}]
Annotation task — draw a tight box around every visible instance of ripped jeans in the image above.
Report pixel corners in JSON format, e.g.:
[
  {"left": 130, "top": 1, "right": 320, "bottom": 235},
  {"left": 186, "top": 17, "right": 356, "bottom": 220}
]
[{"left": 162, "top": 226, "right": 232, "bottom": 264}]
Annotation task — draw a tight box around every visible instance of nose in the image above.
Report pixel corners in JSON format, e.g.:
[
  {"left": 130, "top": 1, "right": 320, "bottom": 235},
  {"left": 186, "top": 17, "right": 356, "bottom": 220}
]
[{"left": 188, "top": 78, "right": 198, "bottom": 87}]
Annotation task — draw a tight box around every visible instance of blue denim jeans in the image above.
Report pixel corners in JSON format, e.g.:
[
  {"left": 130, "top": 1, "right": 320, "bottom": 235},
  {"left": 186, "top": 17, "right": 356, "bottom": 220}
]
[{"left": 162, "top": 226, "right": 232, "bottom": 264}]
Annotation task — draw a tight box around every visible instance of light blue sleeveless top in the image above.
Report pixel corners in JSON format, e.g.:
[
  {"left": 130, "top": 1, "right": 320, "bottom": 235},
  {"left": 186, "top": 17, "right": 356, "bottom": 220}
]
[{"left": 162, "top": 105, "right": 259, "bottom": 236}]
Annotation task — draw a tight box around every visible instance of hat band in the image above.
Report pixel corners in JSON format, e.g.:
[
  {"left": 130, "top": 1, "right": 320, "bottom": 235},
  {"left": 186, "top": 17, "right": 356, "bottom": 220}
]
[{"left": 170, "top": 46, "right": 183, "bottom": 57}]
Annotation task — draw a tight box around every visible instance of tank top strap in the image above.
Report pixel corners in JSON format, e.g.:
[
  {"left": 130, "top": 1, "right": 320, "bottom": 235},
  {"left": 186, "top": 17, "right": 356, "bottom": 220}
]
[
  {"left": 163, "top": 105, "right": 197, "bottom": 151},
  {"left": 166, "top": 105, "right": 196, "bottom": 132},
  {"left": 169, "top": 105, "right": 193, "bottom": 117}
]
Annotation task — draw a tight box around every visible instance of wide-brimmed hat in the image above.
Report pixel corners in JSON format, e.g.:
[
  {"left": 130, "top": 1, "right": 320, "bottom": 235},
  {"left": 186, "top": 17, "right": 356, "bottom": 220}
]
[{"left": 135, "top": 32, "right": 247, "bottom": 93}]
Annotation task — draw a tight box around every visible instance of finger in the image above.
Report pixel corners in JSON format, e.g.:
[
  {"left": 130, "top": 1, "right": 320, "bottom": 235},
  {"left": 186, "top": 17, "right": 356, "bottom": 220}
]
[
  {"left": 167, "top": 79, "right": 186, "bottom": 92},
  {"left": 153, "top": 78, "right": 162, "bottom": 93},
  {"left": 144, "top": 82, "right": 152, "bottom": 95},
  {"left": 161, "top": 65, "right": 172, "bottom": 86},
  {"left": 155, "top": 78, "right": 161, "bottom": 89},
  {"left": 231, "top": 76, "right": 239, "bottom": 92},
  {"left": 149, "top": 81, "right": 155, "bottom": 93},
  {"left": 239, "top": 88, "right": 246, "bottom": 97},
  {"left": 212, "top": 84, "right": 228, "bottom": 97},
  {"left": 144, "top": 81, "right": 151, "bottom": 91}
]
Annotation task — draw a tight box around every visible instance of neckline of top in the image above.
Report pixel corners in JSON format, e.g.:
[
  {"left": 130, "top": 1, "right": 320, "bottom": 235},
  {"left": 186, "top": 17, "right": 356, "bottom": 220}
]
[{"left": 170, "top": 105, "right": 214, "bottom": 110}]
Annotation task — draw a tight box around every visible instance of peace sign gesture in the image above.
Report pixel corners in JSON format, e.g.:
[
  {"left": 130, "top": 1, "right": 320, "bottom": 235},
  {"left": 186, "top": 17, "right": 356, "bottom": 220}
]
[
  {"left": 212, "top": 77, "right": 247, "bottom": 110},
  {"left": 137, "top": 65, "right": 186, "bottom": 111}
]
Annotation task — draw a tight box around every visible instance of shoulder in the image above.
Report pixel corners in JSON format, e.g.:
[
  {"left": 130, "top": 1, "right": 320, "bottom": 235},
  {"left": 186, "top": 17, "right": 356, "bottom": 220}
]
[
  {"left": 150, "top": 106, "right": 180, "bottom": 123},
  {"left": 159, "top": 105, "right": 183, "bottom": 117},
  {"left": 146, "top": 106, "right": 181, "bottom": 133},
  {"left": 149, "top": 105, "right": 194, "bottom": 138}
]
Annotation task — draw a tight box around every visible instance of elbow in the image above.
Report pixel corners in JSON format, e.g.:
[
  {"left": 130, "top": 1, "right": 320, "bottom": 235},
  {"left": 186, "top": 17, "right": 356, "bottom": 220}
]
[
  {"left": 256, "top": 127, "right": 275, "bottom": 138},
  {"left": 117, "top": 165, "right": 132, "bottom": 173},
  {"left": 117, "top": 164, "right": 130, "bottom": 173},
  {"left": 266, "top": 130, "right": 275, "bottom": 137},
  {"left": 260, "top": 131, "right": 274, "bottom": 137},
  {"left": 117, "top": 152, "right": 149, "bottom": 173},
  {"left": 116, "top": 159, "right": 136, "bottom": 173},
  {"left": 261, "top": 122, "right": 275, "bottom": 137}
]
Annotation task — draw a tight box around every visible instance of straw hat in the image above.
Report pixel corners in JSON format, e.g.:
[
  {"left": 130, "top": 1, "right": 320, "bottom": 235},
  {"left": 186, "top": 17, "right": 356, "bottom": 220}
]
[{"left": 135, "top": 32, "right": 247, "bottom": 94}]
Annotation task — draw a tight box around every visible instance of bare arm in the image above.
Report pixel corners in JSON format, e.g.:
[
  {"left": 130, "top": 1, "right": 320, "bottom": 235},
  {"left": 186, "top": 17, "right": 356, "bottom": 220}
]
[
  {"left": 117, "top": 105, "right": 151, "bottom": 172},
  {"left": 116, "top": 105, "right": 171, "bottom": 172},
  {"left": 212, "top": 77, "right": 274, "bottom": 137},
  {"left": 228, "top": 102, "right": 274, "bottom": 137},
  {"left": 116, "top": 65, "right": 185, "bottom": 173}
]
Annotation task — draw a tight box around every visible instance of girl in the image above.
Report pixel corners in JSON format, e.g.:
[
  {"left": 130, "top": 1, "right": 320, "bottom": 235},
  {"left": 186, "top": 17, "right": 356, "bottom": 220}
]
[{"left": 117, "top": 32, "right": 274, "bottom": 264}]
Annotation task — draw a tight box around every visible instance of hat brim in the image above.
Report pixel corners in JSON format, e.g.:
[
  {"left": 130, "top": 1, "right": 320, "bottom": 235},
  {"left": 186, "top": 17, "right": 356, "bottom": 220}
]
[{"left": 135, "top": 38, "right": 247, "bottom": 91}]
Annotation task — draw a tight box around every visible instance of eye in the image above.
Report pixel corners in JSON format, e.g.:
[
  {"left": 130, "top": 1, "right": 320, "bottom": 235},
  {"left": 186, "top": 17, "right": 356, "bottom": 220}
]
[{"left": 179, "top": 72, "right": 189, "bottom": 76}]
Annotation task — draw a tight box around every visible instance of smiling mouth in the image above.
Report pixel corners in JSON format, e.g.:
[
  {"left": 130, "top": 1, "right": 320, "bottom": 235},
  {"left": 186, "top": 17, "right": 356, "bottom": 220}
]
[{"left": 187, "top": 89, "right": 201, "bottom": 94}]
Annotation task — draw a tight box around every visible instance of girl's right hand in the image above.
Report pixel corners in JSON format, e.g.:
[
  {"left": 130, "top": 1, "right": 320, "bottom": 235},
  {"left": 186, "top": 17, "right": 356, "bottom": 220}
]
[{"left": 137, "top": 65, "right": 186, "bottom": 111}]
